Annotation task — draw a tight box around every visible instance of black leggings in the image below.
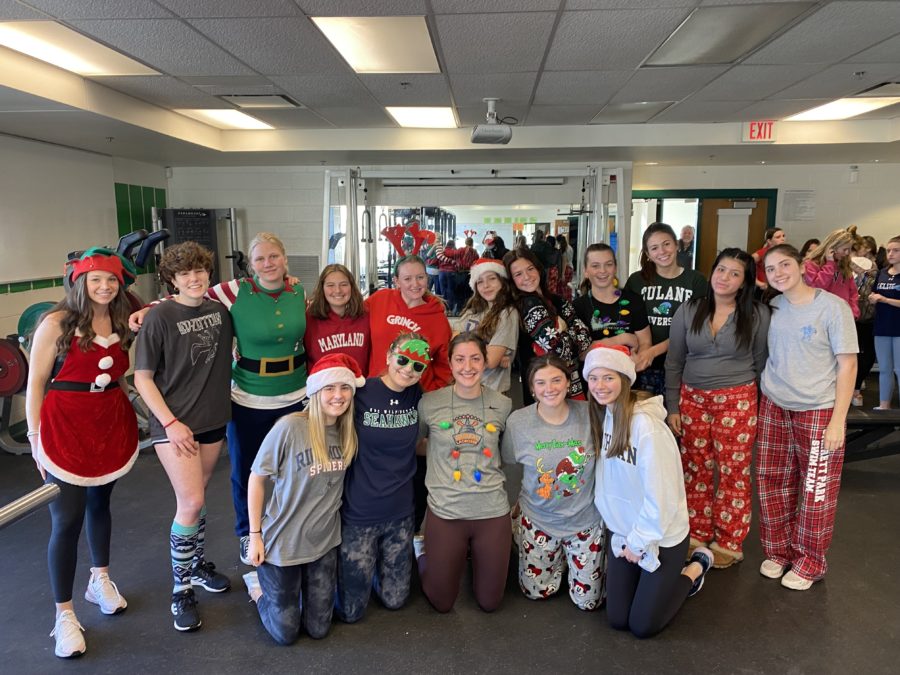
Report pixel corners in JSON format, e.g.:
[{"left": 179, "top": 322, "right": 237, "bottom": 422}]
[
  {"left": 605, "top": 534, "right": 692, "bottom": 639},
  {"left": 46, "top": 474, "right": 116, "bottom": 603}
]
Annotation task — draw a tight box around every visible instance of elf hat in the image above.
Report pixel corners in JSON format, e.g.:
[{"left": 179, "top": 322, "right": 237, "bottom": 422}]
[
  {"left": 469, "top": 257, "right": 507, "bottom": 291},
  {"left": 582, "top": 343, "right": 636, "bottom": 385},
  {"left": 306, "top": 353, "right": 365, "bottom": 397},
  {"left": 70, "top": 252, "right": 126, "bottom": 286}
]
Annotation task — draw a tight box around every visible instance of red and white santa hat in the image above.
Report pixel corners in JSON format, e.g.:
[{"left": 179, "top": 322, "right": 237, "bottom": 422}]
[
  {"left": 306, "top": 353, "right": 365, "bottom": 397},
  {"left": 582, "top": 343, "right": 636, "bottom": 385},
  {"left": 468, "top": 257, "right": 507, "bottom": 290}
]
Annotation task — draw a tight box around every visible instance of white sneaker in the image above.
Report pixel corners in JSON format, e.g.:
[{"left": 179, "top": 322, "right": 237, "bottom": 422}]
[
  {"left": 51, "top": 610, "right": 85, "bottom": 658},
  {"left": 243, "top": 571, "right": 261, "bottom": 602},
  {"left": 85, "top": 568, "right": 127, "bottom": 615},
  {"left": 759, "top": 559, "right": 787, "bottom": 579},
  {"left": 413, "top": 535, "right": 426, "bottom": 560},
  {"left": 781, "top": 570, "right": 814, "bottom": 591}
]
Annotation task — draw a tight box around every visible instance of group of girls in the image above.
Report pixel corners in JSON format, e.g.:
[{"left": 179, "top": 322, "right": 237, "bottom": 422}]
[{"left": 26, "top": 222, "right": 875, "bottom": 658}]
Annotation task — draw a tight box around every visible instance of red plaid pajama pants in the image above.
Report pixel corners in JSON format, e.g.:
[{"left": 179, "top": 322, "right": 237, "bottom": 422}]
[
  {"left": 678, "top": 382, "right": 757, "bottom": 551},
  {"left": 756, "top": 394, "right": 845, "bottom": 580}
]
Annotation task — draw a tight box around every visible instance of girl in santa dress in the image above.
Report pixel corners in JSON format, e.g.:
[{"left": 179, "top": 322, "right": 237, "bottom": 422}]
[{"left": 26, "top": 251, "right": 139, "bottom": 659}]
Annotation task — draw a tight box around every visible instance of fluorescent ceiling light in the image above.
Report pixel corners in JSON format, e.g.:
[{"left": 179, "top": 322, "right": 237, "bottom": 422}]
[
  {"left": 219, "top": 95, "right": 302, "bottom": 109},
  {"left": 0, "top": 21, "right": 157, "bottom": 76},
  {"left": 591, "top": 101, "right": 674, "bottom": 124},
  {"left": 174, "top": 109, "right": 273, "bottom": 130},
  {"left": 645, "top": 3, "right": 813, "bottom": 66},
  {"left": 785, "top": 97, "right": 900, "bottom": 121},
  {"left": 312, "top": 16, "right": 440, "bottom": 73},
  {"left": 386, "top": 106, "right": 456, "bottom": 128}
]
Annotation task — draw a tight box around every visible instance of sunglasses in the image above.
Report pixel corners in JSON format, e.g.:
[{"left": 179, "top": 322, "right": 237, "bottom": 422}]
[{"left": 395, "top": 354, "right": 427, "bottom": 373}]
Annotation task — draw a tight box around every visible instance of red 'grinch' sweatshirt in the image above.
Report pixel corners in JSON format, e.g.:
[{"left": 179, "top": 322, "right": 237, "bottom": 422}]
[
  {"left": 365, "top": 289, "right": 452, "bottom": 392},
  {"left": 304, "top": 309, "right": 371, "bottom": 374}
]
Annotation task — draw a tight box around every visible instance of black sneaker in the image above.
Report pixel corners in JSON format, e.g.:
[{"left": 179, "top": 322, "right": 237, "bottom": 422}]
[
  {"left": 171, "top": 589, "right": 201, "bottom": 632},
  {"left": 191, "top": 560, "right": 231, "bottom": 593},
  {"left": 687, "top": 547, "right": 714, "bottom": 598}
]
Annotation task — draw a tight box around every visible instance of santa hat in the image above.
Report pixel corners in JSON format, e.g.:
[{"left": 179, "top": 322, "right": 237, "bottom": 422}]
[
  {"left": 469, "top": 257, "right": 507, "bottom": 291},
  {"left": 582, "top": 343, "right": 636, "bottom": 385},
  {"left": 306, "top": 354, "right": 365, "bottom": 397}
]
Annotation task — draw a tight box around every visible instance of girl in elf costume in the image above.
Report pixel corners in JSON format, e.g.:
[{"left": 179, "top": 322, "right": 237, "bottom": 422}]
[{"left": 27, "top": 251, "right": 139, "bottom": 658}]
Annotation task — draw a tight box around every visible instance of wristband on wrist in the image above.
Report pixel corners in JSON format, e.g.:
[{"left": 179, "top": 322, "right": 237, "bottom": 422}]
[
  {"left": 163, "top": 418, "right": 178, "bottom": 429},
  {"left": 249, "top": 530, "right": 261, "bottom": 535},
  {"left": 26, "top": 429, "right": 40, "bottom": 438}
]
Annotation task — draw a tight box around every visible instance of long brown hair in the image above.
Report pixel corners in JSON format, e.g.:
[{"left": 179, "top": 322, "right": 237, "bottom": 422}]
[
  {"left": 639, "top": 222, "right": 678, "bottom": 281},
  {"left": 308, "top": 264, "right": 365, "bottom": 320},
  {"left": 587, "top": 372, "right": 643, "bottom": 460},
  {"left": 48, "top": 272, "right": 134, "bottom": 355},
  {"left": 503, "top": 248, "right": 557, "bottom": 320},
  {"left": 460, "top": 273, "right": 515, "bottom": 341}
]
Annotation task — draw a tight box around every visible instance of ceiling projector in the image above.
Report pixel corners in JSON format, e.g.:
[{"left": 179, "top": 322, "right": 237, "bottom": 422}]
[{"left": 471, "top": 98, "right": 512, "bottom": 145}]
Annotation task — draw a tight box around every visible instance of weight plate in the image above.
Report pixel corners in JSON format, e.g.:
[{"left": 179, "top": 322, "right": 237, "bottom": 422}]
[{"left": 0, "top": 338, "right": 28, "bottom": 397}]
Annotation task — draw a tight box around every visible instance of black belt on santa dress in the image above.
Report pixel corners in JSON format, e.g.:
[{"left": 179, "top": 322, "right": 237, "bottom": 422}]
[
  {"left": 49, "top": 380, "right": 120, "bottom": 393},
  {"left": 238, "top": 353, "right": 306, "bottom": 376}
]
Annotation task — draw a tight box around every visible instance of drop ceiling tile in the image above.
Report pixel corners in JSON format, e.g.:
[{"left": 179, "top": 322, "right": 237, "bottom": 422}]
[
  {"left": 735, "top": 98, "right": 832, "bottom": 119},
  {"left": 545, "top": 8, "right": 689, "bottom": 71},
  {"left": 238, "top": 108, "right": 333, "bottom": 128},
  {"left": 188, "top": 16, "right": 351, "bottom": 75},
  {"left": 432, "top": 0, "right": 560, "bottom": 12},
  {"left": 592, "top": 101, "right": 673, "bottom": 123},
  {"left": 92, "top": 76, "right": 232, "bottom": 109},
  {"left": 652, "top": 99, "right": 752, "bottom": 123},
  {"left": 0, "top": 0, "right": 47, "bottom": 19},
  {"left": 270, "top": 75, "right": 376, "bottom": 107},
  {"left": 157, "top": 1, "right": 301, "bottom": 18},
  {"left": 771, "top": 63, "right": 900, "bottom": 100},
  {"left": 359, "top": 74, "right": 451, "bottom": 106},
  {"left": 525, "top": 104, "right": 599, "bottom": 125},
  {"left": 568, "top": 0, "right": 695, "bottom": 7},
  {"left": 847, "top": 33, "right": 900, "bottom": 64},
  {"left": 449, "top": 73, "right": 538, "bottom": 106},
  {"left": 456, "top": 103, "right": 528, "bottom": 126},
  {"left": 534, "top": 70, "right": 631, "bottom": 105},
  {"left": 746, "top": 1, "right": 900, "bottom": 65},
  {"left": 22, "top": 0, "right": 173, "bottom": 19},
  {"left": 295, "top": 1, "right": 427, "bottom": 15},
  {"left": 313, "top": 104, "right": 397, "bottom": 128},
  {"left": 611, "top": 66, "right": 728, "bottom": 103},
  {"left": 691, "top": 64, "right": 823, "bottom": 102},
  {"left": 69, "top": 19, "right": 258, "bottom": 76},
  {"left": 436, "top": 12, "right": 557, "bottom": 73},
  {"left": 181, "top": 75, "right": 274, "bottom": 88}
]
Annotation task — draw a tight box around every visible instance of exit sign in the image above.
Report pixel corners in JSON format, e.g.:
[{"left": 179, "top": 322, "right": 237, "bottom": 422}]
[{"left": 742, "top": 120, "right": 776, "bottom": 143}]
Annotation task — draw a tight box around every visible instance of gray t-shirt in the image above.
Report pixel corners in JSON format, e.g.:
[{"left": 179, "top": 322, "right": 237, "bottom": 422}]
[
  {"left": 418, "top": 386, "right": 512, "bottom": 520},
  {"left": 135, "top": 299, "right": 233, "bottom": 440},
  {"left": 459, "top": 307, "right": 518, "bottom": 393},
  {"left": 252, "top": 416, "right": 345, "bottom": 566},
  {"left": 761, "top": 290, "right": 858, "bottom": 411},
  {"left": 665, "top": 300, "right": 771, "bottom": 414},
  {"left": 501, "top": 401, "right": 600, "bottom": 538}
]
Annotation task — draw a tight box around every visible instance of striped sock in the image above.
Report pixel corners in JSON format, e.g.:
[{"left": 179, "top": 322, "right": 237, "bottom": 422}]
[
  {"left": 171, "top": 520, "right": 199, "bottom": 594},
  {"left": 193, "top": 505, "right": 207, "bottom": 568}
]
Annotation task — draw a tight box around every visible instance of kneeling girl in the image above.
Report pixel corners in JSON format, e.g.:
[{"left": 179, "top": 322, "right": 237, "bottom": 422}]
[
  {"left": 585, "top": 344, "right": 712, "bottom": 638},
  {"left": 244, "top": 355, "right": 363, "bottom": 644}
]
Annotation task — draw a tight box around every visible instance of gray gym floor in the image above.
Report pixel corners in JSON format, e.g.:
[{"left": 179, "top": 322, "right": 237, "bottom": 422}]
[{"left": 1, "top": 435, "right": 898, "bottom": 674}]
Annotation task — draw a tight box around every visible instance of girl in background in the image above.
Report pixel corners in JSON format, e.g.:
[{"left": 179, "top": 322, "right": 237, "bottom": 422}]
[
  {"left": 665, "top": 248, "right": 770, "bottom": 569},
  {"left": 27, "top": 251, "right": 138, "bottom": 658},
  {"left": 502, "top": 355, "right": 604, "bottom": 610},
  {"left": 416, "top": 333, "right": 513, "bottom": 613},
  {"left": 505, "top": 248, "right": 592, "bottom": 403},
  {"left": 458, "top": 258, "right": 519, "bottom": 394},
  {"left": 585, "top": 344, "right": 712, "bottom": 638},
  {"left": 337, "top": 334, "right": 429, "bottom": 622},
  {"left": 757, "top": 245, "right": 857, "bottom": 590},
  {"left": 243, "top": 355, "right": 363, "bottom": 644},
  {"left": 574, "top": 243, "right": 652, "bottom": 362},
  {"left": 850, "top": 235, "right": 878, "bottom": 406},
  {"left": 304, "top": 263, "right": 370, "bottom": 373},
  {"left": 871, "top": 236, "right": 900, "bottom": 410},
  {"left": 134, "top": 242, "right": 234, "bottom": 632},
  {"left": 625, "top": 223, "right": 708, "bottom": 396},
  {"left": 803, "top": 228, "right": 860, "bottom": 319},
  {"left": 751, "top": 227, "right": 785, "bottom": 291}
]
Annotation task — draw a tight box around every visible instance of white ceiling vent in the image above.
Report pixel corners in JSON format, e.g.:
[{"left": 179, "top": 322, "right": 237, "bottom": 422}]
[{"left": 218, "top": 95, "right": 304, "bottom": 109}]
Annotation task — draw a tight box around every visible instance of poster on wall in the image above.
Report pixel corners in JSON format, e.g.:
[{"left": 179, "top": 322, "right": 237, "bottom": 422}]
[{"left": 783, "top": 190, "right": 816, "bottom": 221}]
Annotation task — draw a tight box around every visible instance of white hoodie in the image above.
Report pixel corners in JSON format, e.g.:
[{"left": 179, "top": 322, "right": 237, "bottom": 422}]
[{"left": 594, "top": 395, "right": 689, "bottom": 572}]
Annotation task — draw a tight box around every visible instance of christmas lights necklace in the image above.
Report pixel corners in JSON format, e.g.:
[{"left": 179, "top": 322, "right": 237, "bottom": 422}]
[
  {"left": 589, "top": 283, "right": 631, "bottom": 335},
  {"left": 439, "top": 384, "right": 498, "bottom": 483}
]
